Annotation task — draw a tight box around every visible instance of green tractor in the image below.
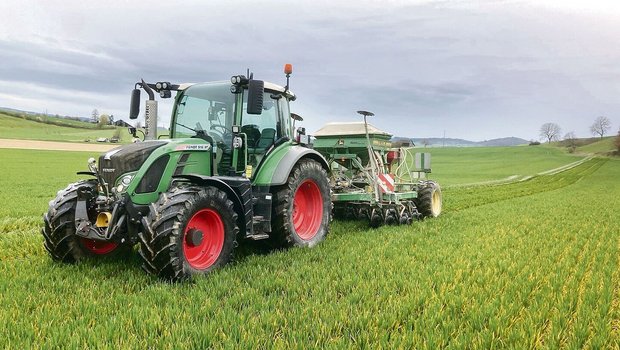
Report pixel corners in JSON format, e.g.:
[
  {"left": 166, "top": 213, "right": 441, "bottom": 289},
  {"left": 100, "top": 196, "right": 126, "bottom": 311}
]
[{"left": 42, "top": 65, "right": 332, "bottom": 281}]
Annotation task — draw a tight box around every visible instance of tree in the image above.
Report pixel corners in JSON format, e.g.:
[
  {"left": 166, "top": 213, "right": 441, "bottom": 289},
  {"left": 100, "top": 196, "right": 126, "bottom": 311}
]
[
  {"left": 564, "top": 131, "right": 577, "bottom": 153},
  {"left": 112, "top": 128, "right": 121, "bottom": 140},
  {"left": 91, "top": 109, "right": 99, "bottom": 123},
  {"left": 540, "top": 123, "right": 562, "bottom": 143},
  {"left": 590, "top": 116, "right": 611, "bottom": 139},
  {"left": 97, "top": 114, "right": 110, "bottom": 129}
]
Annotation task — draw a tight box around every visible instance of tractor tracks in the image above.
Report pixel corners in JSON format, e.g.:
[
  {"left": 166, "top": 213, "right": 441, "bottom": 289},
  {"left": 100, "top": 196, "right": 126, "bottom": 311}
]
[
  {"left": 443, "top": 158, "right": 607, "bottom": 214},
  {"left": 446, "top": 156, "right": 593, "bottom": 189}
]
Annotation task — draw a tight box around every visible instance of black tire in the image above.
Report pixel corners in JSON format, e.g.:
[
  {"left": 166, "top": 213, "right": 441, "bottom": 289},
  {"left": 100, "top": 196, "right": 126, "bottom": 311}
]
[
  {"left": 416, "top": 181, "right": 443, "bottom": 218},
  {"left": 272, "top": 158, "right": 331, "bottom": 247},
  {"left": 139, "top": 185, "right": 238, "bottom": 281},
  {"left": 384, "top": 208, "right": 398, "bottom": 225},
  {"left": 41, "top": 180, "right": 129, "bottom": 263},
  {"left": 369, "top": 207, "right": 383, "bottom": 228}
]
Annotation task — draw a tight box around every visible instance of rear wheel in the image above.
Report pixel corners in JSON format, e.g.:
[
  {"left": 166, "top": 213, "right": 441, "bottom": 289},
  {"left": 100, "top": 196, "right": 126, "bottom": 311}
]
[
  {"left": 416, "top": 181, "right": 442, "bottom": 218},
  {"left": 139, "top": 185, "right": 238, "bottom": 281},
  {"left": 41, "top": 180, "right": 127, "bottom": 263},
  {"left": 272, "top": 159, "right": 331, "bottom": 247}
]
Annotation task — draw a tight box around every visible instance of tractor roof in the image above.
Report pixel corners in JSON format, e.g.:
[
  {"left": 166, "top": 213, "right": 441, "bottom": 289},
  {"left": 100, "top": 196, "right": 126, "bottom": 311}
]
[
  {"left": 179, "top": 81, "right": 295, "bottom": 99},
  {"left": 314, "top": 122, "right": 392, "bottom": 137}
]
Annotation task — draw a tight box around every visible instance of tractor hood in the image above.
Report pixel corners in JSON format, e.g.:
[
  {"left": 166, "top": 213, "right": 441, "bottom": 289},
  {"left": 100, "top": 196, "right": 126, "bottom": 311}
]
[{"left": 98, "top": 141, "right": 168, "bottom": 191}]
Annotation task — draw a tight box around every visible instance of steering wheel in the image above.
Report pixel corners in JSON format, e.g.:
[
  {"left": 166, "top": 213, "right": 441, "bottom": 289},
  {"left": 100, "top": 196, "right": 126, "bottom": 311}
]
[
  {"left": 209, "top": 124, "right": 232, "bottom": 145},
  {"left": 210, "top": 124, "right": 228, "bottom": 133}
]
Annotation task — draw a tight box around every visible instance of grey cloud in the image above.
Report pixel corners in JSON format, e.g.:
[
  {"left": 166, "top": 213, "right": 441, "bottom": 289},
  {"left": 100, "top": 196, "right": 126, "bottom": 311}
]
[
  {"left": 0, "top": 0, "right": 619, "bottom": 140},
  {"left": 0, "top": 39, "right": 135, "bottom": 93}
]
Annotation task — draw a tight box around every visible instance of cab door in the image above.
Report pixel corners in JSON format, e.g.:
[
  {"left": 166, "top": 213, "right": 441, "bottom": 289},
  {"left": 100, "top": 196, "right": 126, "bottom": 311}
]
[{"left": 238, "top": 91, "right": 285, "bottom": 170}]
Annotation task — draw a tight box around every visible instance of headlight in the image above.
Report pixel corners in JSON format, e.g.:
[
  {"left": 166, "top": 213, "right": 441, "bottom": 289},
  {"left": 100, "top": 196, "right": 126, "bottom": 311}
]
[
  {"left": 233, "top": 136, "right": 243, "bottom": 149},
  {"left": 116, "top": 174, "right": 135, "bottom": 193},
  {"left": 121, "top": 175, "right": 133, "bottom": 186}
]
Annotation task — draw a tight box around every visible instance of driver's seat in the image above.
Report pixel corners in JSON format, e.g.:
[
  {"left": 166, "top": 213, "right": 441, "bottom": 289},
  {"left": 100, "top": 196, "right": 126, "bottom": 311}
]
[
  {"left": 257, "top": 128, "right": 276, "bottom": 149},
  {"left": 241, "top": 125, "right": 261, "bottom": 148}
]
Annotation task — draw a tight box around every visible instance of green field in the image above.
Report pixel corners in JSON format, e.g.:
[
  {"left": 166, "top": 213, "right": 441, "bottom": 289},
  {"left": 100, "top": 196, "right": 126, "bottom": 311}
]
[
  {"left": 0, "top": 113, "right": 132, "bottom": 143},
  {"left": 416, "top": 145, "right": 582, "bottom": 186},
  {"left": 0, "top": 147, "right": 619, "bottom": 348},
  {"left": 577, "top": 137, "right": 616, "bottom": 154}
]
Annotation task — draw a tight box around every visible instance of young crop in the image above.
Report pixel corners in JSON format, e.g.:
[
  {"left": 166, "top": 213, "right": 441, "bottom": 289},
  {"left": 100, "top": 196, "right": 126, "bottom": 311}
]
[
  {"left": 444, "top": 158, "right": 607, "bottom": 213},
  {"left": 0, "top": 149, "right": 618, "bottom": 348}
]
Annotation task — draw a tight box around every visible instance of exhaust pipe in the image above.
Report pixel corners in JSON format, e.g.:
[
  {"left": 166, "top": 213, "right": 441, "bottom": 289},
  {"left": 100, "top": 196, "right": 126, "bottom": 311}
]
[
  {"left": 131, "top": 79, "right": 179, "bottom": 141},
  {"left": 141, "top": 79, "right": 157, "bottom": 141},
  {"left": 144, "top": 100, "right": 157, "bottom": 141}
]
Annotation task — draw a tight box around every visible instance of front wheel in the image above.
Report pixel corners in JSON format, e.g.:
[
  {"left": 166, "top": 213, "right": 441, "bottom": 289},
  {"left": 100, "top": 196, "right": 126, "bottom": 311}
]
[
  {"left": 272, "top": 159, "right": 331, "bottom": 247},
  {"left": 139, "top": 185, "right": 239, "bottom": 281},
  {"left": 41, "top": 180, "right": 127, "bottom": 263}
]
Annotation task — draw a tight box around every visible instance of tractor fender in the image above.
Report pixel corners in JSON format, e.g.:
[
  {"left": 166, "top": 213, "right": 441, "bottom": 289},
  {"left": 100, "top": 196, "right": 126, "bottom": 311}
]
[
  {"left": 171, "top": 174, "right": 247, "bottom": 231},
  {"left": 268, "top": 146, "right": 330, "bottom": 186}
]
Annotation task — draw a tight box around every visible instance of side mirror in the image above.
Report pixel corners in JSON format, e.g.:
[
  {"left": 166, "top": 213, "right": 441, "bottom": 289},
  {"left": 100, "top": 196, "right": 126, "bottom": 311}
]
[
  {"left": 129, "top": 89, "right": 141, "bottom": 119},
  {"left": 128, "top": 127, "right": 137, "bottom": 137},
  {"left": 246, "top": 80, "right": 264, "bottom": 115}
]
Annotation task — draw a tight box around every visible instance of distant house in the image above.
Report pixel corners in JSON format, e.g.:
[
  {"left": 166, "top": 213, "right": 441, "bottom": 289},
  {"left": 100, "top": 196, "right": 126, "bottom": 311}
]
[{"left": 114, "top": 119, "right": 132, "bottom": 128}]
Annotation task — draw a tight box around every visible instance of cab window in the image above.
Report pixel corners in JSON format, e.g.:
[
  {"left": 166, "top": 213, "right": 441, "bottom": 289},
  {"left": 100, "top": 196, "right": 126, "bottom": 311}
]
[{"left": 241, "top": 92, "right": 280, "bottom": 150}]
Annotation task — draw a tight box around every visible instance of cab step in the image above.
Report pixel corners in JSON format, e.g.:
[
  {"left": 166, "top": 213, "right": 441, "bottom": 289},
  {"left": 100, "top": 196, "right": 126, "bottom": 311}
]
[{"left": 247, "top": 233, "right": 270, "bottom": 241}]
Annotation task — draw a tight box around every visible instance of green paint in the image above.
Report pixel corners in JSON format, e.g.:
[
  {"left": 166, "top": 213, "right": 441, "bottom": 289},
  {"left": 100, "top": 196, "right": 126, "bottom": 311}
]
[
  {"left": 251, "top": 140, "right": 293, "bottom": 185},
  {"left": 125, "top": 138, "right": 213, "bottom": 205},
  {"left": 314, "top": 133, "right": 392, "bottom": 166}
]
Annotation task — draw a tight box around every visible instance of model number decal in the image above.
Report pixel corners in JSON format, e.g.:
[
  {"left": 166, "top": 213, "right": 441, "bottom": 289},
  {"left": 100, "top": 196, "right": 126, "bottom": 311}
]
[{"left": 175, "top": 144, "right": 211, "bottom": 151}]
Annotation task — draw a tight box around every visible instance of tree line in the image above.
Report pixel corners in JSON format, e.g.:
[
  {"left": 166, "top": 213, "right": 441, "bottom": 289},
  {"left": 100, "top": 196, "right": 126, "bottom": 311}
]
[
  {"left": 540, "top": 116, "right": 614, "bottom": 142},
  {"left": 539, "top": 116, "right": 620, "bottom": 153}
]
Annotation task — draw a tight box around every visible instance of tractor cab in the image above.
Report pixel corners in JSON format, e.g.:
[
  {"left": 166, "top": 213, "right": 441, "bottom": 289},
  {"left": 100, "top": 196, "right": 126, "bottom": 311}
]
[{"left": 170, "top": 80, "right": 294, "bottom": 176}]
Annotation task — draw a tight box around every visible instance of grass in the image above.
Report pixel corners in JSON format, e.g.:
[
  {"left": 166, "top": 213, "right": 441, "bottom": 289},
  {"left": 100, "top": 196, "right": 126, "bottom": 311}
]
[
  {"left": 577, "top": 137, "right": 615, "bottom": 154},
  {"left": 0, "top": 109, "right": 107, "bottom": 129},
  {"left": 0, "top": 147, "right": 619, "bottom": 348},
  {"left": 0, "top": 113, "right": 132, "bottom": 143},
  {"left": 414, "top": 145, "right": 581, "bottom": 186},
  {"left": 0, "top": 149, "right": 98, "bottom": 224}
]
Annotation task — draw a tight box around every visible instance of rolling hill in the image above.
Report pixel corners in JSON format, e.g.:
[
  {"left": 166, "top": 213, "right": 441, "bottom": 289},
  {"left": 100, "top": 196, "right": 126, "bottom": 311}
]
[
  {"left": 392, "top": 136, "right": 529, "bottom": 147},
  {"left": 0, "top": 113, "right": 131, "bottom": 143}
]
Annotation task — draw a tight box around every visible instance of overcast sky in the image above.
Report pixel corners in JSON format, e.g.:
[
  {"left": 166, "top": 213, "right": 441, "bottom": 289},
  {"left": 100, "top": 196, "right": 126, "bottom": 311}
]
[{"left": 1, "top": 0, "right": 619, "bottom": 141}]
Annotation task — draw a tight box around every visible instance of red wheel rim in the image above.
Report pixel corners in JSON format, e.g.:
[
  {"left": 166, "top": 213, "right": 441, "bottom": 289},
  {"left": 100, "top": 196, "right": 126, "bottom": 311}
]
[
  {"left": 80, "top": 238, "right": 119, "bottom": 255},
  {"left": 183, "top": 209, "right": 225, "bottom": 270},
  {"left": 292, "top": 179, "right": 323, "bottom": 240}
]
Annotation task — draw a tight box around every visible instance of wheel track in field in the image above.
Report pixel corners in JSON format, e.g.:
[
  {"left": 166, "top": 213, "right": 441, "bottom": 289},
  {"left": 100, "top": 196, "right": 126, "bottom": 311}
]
[
  {"left": 444, "top": 157, "right": 607, "bottom": 214},
  {"left": 446, "top": 156, "right": 592, "bottom": 189}
]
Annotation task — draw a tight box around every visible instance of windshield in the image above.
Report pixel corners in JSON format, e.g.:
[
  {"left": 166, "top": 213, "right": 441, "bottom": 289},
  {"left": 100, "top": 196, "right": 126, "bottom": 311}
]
[{"left": 172, "top": 82, "right": 235, "bottom": 143}]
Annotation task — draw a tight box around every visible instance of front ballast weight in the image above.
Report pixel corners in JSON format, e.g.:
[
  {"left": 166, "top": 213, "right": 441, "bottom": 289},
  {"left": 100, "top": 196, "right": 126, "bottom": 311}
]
[{"left": 313, "top": 111, "right": 443, "bottom": 228}]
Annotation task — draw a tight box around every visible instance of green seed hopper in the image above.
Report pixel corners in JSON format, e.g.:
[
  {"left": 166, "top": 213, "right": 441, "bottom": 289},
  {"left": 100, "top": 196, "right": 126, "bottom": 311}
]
[
  {"left": 313, "top": 114, "right": 443, "bottom": 227},
  {"left": 313, "top": 122, "right": 392, "bottom": 166}
]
